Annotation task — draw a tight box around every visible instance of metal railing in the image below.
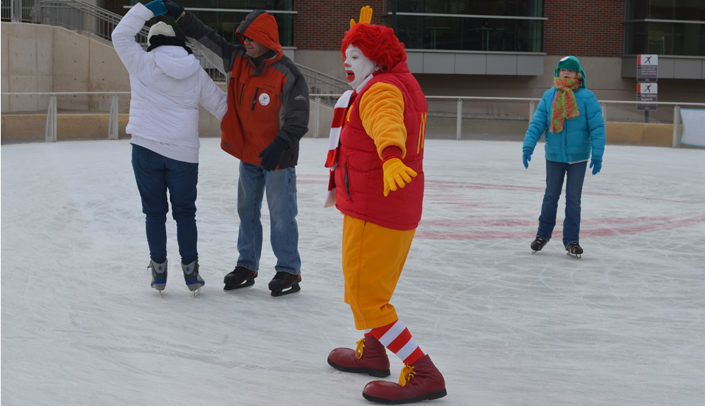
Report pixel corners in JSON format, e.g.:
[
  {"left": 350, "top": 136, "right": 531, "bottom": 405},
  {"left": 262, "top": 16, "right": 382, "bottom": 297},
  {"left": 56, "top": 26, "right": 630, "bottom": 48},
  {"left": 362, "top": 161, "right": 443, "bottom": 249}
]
[
  {"left": 32, "top": 0, "right": 149, "bottom": 45},
  {"left": 309, "top": 94, "right": 705, "bottom": 146},
  {"left": 3, "top": 91, "right": 129, "bottom": 141},
  {"left": 3, "top": 92, "right": 705, "bottom": 147},
  {"left": 1, "top": 0, "right": 31, "bottom": 21},
  {"left": 4, "top": 0, "right": 226, "bottom": 80},
  {"left": 295, "top": 65, "right": 348, "bottom": 107},
  {"left": 3, "top": 0, "right": 345, "bottom": 86}
]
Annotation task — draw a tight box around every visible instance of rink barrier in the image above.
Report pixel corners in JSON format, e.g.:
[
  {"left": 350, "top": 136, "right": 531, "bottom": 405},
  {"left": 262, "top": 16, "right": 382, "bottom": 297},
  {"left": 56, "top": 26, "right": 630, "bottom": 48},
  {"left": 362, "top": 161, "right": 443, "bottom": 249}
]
[
  {"left": 2, "top": 92, "right": 705, "bottom": 147},
  {"left": 310, "top": 95, "right": 705, "bottom": 148},
  {"left": 3, "top": 92, "right": 128, "bottom": 142}
]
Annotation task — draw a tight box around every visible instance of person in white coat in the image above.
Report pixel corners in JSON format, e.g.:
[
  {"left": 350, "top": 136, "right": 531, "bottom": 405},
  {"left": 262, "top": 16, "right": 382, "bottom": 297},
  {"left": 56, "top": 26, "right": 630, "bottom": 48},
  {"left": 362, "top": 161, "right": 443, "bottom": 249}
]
[{"left": 112, "top": 1, "right": 227, "bottom": 296}]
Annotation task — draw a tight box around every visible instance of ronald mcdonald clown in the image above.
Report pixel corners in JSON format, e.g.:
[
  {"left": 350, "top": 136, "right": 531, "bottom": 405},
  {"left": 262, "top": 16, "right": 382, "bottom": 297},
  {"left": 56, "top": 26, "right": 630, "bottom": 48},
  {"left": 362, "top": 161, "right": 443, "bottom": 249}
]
[{"left": 325, "top": 6, "right": 447, "bottom": 404}]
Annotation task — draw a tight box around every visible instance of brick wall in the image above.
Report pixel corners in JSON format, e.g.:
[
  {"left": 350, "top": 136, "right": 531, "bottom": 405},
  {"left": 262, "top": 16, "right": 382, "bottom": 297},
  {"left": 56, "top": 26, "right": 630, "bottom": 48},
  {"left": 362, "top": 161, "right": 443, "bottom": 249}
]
[
  {"left": 104, "top": 1, "right": 627, "bottom": 56},
  {"left": 294, "top": 1, "right": 385, "bottom": 51},
  {"left": 543, "top": 0, "right": 625, "bottom": 57},
  {"left": 105, "top": 0, "right": 128, "bottom": 15}
]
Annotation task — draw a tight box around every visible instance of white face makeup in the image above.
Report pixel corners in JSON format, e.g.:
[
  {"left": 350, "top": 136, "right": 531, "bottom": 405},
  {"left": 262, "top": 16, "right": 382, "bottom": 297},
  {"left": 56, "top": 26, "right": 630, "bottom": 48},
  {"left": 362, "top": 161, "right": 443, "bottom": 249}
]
[{"left": 344, "top": 45, "right": 378, "bottom": 90}]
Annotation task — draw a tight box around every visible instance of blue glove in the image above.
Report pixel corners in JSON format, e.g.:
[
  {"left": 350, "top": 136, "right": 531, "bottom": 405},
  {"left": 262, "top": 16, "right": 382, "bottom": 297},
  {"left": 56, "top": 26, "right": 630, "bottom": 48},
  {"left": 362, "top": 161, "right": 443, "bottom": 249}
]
[
  {"left": 590, "top": 159, "right": 602, "bottom": 175},
  {"left": 522, "top": 150, "right": 532, "bottom": 169},
  {"left": 258, "top": 138, "right": 287, "bottom": 171},
  {"left": 164, "top": 0, "right": 184, "bottom": 19},
  {"left": 144, "top": 0, "right": 167, "bottom": 16}
]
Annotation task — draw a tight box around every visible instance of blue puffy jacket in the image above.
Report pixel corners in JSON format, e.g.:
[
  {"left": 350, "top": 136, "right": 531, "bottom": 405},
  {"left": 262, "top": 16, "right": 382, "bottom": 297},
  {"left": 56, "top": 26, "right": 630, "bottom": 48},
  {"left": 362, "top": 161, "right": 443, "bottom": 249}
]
[{"left": 523, "top": 87, "right": 605, "bottom": 163}]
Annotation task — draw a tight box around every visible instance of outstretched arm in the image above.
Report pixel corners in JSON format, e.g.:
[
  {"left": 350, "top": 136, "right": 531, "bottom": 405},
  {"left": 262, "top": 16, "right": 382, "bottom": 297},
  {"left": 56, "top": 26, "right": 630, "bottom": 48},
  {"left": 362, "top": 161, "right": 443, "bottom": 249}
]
[
  {"left": 111, "top": 3, "right": 154, "bottom": 74},
  {"left": 168, "top": 1, "right": 241, "bottom": 75}
]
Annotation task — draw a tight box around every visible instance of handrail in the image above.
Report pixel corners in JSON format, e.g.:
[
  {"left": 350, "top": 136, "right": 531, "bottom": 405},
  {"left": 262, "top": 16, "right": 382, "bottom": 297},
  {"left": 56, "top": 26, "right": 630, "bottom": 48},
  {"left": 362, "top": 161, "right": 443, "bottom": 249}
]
[
  {"left": 296, "top": 65, "right": 348, "bottom": 107},
  {"left": 6, "top": 92, "right": 704, "bottom": 107},
  {"left": 310, "top": 94, "right": 705, "bottom": 106},
  {"left": 25, "top": 0, "right": 227, "bottom": 80},
  {"left": 31, "top": 0, "right": 150, "bottom": 44},
  {"left": 5, "top": 92, "right": 702, "bottom": 147},
  {"left": 3, "top": 91, "right": 131, "bottom": 95}
]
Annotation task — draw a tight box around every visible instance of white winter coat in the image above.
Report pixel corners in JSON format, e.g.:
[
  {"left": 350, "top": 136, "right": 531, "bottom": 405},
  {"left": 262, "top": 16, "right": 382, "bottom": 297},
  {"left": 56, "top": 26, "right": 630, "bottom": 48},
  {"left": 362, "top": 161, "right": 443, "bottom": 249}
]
[{"left": 112, "top": 3, "right": 227, "bottom": 163}]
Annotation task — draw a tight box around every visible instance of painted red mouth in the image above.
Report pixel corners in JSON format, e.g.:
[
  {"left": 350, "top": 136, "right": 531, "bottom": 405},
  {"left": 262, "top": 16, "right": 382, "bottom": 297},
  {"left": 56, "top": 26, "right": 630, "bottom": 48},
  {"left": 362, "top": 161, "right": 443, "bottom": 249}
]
[{"left": 346, "top": 71, "right": 355, "bottom": 82}]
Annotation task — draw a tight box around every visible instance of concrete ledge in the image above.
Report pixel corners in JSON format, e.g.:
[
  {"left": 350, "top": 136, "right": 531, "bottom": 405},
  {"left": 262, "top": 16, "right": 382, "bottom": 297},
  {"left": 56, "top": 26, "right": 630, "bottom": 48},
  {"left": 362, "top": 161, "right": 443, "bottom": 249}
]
[
  {"left": 605, "top": 122, "right": 676, "bottom": 147},
  {"left": 2, "top": 113, "right": 130, "bottom": 143},
  {"left": 2, "top": 110, "right": 225, "bottom": 144}
]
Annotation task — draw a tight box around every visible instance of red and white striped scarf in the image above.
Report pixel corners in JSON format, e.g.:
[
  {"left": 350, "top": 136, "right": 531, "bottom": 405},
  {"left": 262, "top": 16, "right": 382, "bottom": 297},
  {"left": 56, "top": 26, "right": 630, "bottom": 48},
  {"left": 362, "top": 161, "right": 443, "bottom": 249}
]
[
  {"left": 323, "top": 75, "right": 375, "bottom": 208},
  {"left": 325, "top": 89, "right": 355, "bottom": 171},
  {"left": 323, "top": 89, "right": 355, "bottom": 208}
]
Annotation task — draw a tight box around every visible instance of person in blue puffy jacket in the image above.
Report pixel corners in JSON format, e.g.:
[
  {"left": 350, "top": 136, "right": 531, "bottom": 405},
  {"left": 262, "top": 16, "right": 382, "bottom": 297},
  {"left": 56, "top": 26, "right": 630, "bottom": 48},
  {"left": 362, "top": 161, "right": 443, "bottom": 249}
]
[{"left": 522, "top": 56, "right": 605, "bottom": 258}]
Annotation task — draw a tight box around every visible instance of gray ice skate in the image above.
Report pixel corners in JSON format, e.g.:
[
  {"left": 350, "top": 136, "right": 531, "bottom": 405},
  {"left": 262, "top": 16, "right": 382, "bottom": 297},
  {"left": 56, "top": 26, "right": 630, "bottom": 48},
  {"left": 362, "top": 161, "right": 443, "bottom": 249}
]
[
  {"left": 149, "top": 259, "right": 168, "bottom": 297},
  {"left": 182, "top": 260, "right": 204, "bottom": 297}
]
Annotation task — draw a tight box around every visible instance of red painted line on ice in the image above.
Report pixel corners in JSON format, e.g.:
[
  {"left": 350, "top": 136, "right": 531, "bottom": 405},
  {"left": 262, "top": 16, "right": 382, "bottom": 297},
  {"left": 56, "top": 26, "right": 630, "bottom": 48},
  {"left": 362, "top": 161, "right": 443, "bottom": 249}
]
[
  {"left": 426, "top": 180, "right": 699, "bottom": 204},
  {"left": 420, "top": 213, "right": 703, "bottom": 228},
  {"left": 581, "top": 212, "right": 705, "bottom": 237},
  {"left": 416, "top": 213, "right": 705, "bottom": 240}
]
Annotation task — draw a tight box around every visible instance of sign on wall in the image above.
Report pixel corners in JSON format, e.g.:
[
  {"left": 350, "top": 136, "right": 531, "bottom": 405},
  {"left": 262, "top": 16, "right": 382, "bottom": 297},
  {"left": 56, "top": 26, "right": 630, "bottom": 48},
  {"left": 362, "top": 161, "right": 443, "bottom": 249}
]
[
  {"left": 637, "top": 83, "right": 658, "bottom": 111},
  {"left": 636, "top": 54, "right": 658, "bottom": 82}
]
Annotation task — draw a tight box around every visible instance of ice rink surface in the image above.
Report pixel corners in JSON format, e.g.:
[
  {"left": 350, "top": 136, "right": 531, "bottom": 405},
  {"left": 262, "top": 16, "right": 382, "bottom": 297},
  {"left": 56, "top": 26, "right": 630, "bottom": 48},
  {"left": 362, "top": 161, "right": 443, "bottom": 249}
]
[{"left": 2, "top": 138, "right": 704, "bottom": 406}]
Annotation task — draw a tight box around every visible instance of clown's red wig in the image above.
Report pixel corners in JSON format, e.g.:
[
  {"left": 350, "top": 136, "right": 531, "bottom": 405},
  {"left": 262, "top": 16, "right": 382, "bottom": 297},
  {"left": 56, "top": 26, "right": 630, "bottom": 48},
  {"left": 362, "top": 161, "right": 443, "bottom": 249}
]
[{"left": 341, "top": 23, "right": 406, "bottom": 71}]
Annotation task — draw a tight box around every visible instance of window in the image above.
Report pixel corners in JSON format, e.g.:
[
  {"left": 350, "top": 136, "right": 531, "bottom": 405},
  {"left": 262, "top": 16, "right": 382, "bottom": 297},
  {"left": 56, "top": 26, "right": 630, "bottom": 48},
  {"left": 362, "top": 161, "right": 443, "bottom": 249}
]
[
  {"left": 388, "top": 0, "right": 544, "bottom": 52},
  {"left": 625, "top": 0, "right": 705, "bottom": 56}
]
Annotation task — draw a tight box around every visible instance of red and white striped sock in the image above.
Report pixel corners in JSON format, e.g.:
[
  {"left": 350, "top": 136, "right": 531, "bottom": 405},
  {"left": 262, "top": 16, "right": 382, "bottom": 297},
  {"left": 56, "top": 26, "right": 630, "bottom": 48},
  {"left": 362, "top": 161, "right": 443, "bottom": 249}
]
[{"left": 370, "top": 320, "right": 425, "bottom": 366}]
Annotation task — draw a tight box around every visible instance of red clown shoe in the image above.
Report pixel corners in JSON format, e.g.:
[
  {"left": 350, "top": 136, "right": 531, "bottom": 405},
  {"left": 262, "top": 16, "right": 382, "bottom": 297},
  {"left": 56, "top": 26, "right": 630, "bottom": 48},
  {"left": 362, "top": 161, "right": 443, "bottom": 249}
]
[
  {"left": 328, "top": 336, "right": 391, "bottom": 377},
  {"left": 362, "top": 355, "right": 446, "bottom": 404}
]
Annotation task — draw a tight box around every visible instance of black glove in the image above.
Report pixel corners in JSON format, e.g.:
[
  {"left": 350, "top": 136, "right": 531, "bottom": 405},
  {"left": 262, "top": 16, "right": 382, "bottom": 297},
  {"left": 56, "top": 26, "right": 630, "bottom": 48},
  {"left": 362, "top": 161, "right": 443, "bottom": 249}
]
[
  {"left": 164, "top": 0, "right": 184, "bottom": 20},
  {"left": 258, "top": 138, "right": 287, "bottom": 171}
]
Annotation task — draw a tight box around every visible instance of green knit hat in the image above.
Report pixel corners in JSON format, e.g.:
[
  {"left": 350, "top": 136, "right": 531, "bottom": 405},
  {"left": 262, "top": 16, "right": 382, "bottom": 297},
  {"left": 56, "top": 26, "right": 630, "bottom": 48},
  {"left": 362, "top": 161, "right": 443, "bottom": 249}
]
[{"left": 554, "top": 56, "right": 586, "bottom": 88}]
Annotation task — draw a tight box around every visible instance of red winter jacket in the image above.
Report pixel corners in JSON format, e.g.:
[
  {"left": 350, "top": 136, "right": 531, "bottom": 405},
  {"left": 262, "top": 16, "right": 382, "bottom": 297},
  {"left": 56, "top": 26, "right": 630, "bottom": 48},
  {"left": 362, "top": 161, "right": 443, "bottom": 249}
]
[
  {"left": 179, "top": 10, "right": 309, "bottom": 168},
  {"left": 335, "top": 62, "right": 428, "bottom": 231}
]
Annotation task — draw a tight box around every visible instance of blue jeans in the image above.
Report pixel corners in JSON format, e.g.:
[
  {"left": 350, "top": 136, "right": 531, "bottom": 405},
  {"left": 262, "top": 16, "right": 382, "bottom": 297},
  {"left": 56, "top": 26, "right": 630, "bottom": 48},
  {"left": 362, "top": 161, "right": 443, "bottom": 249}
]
[
  {"left": 537, "top": 159, "right": 587, "bottom": 248},
  {"left": 236, "top": 161, "right": 301, "bottom": 275},
  {"left": 131, "top": 144, "right": 198, "bottom": 264}
]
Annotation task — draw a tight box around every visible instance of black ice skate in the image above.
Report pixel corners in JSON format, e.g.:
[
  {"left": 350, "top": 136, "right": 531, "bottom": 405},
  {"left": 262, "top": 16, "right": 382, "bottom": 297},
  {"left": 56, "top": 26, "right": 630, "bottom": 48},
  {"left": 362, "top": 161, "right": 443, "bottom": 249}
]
[
  {"left": 223, "top": 266, "right": 258, "bottom": 291},
  {"left": 530, "top": 237, "right": 548, "bottom": 254},
  {"left": 149, "top": 259, "right": 168, "bottom": 297},
  {"left": 268, "top": 272, "right": 301, "bottom": 297},
  {"left": 566, "top": 242, "right": 583, "bottom": 259}
]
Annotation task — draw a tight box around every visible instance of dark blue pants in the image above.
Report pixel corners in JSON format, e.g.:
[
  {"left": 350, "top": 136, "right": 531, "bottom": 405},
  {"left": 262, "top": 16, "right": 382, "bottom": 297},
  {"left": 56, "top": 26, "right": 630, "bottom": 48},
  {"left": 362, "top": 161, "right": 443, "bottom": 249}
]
[
  {"left": 131, "top": 144, "right": 198, "bottom": 264},
  {"left": 537, "top": 159, "right": 587, "bottom": 248}
]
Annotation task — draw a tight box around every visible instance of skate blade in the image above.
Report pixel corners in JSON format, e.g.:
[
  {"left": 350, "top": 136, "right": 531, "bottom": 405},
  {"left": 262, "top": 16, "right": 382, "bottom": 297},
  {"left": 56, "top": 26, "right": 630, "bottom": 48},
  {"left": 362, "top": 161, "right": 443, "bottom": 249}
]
[
  {"left": 270, "top": 283, "right": 301, "bottom": 297},
  {"left": 186, "top": 282, "right": 204, "bottom": 292},
  {"left": 224, "top": 278, "right": 256, "bottom": 291},
  {"left": 193, "top": 288, "right": 201, "bottom": 298}
]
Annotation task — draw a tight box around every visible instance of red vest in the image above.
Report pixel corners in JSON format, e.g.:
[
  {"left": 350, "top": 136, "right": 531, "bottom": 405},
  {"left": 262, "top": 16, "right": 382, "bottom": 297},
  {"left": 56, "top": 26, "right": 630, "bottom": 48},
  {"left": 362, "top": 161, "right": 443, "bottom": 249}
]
[{"left": 335, "top": 62, "right": 428, "bottom": 231}]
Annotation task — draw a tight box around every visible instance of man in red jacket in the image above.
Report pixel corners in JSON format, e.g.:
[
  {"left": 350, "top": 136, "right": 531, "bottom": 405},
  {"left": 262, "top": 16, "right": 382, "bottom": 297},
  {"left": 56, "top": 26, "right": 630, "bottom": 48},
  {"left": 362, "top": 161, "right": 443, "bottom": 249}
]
[
  {"left": 154, "top": 1, "right": 309, "bottom": 296},
  {"left": 325, "top": 7, "right": 447, "bottom": 404}
]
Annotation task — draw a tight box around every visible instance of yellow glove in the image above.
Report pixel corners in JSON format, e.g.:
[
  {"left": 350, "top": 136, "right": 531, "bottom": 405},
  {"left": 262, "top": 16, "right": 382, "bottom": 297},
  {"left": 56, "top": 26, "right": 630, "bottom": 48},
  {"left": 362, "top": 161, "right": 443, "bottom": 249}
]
[
  {"left": 383, "top": 158, "right": 417, "bottom": 197},
  {"left": 350, "top": 5, "right": 373, "bottom": 28}
]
